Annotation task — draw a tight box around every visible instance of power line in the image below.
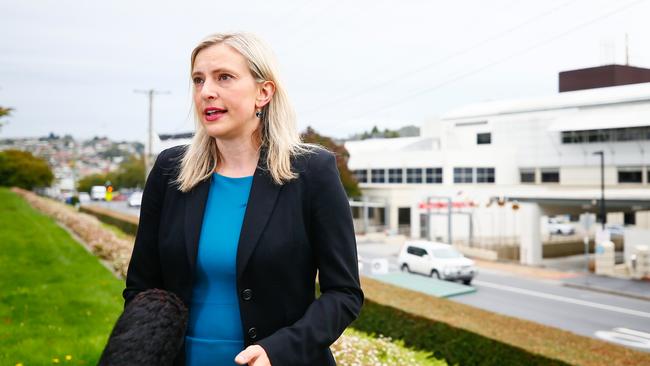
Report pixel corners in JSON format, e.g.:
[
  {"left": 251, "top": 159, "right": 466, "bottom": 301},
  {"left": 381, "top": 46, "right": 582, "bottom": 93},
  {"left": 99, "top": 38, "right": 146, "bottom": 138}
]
[
  {"left": 344, "top": 0, "right": 647, "bottom": 121},
  {"left": 298, "top": 0, "right": 520, "bottom": 108},
  {"left": 304, "top": 0, "right": 577, "bottom": 114},
  {"left": 286, "top": 0, "right": 391, "bottom": 52},
  {"left": 276, "top": 0, "right": 334, "bottom": 40}
]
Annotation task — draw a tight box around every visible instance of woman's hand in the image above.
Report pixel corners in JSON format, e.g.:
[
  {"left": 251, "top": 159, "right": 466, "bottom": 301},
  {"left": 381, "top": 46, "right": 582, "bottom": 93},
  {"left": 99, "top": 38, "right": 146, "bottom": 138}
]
[{"left": 234, "top": 345, "right": 271, "bottom": 366}]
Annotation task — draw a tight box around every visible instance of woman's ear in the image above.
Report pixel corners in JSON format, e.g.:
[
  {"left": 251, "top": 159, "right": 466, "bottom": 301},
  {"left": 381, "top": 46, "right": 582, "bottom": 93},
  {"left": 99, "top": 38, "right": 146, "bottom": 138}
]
[{"left": 256, "top": 81, "right": 276, "bottom": 109}]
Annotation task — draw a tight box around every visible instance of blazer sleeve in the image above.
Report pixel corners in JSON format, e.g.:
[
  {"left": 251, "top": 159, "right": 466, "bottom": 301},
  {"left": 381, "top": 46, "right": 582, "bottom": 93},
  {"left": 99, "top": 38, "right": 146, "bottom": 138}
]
[
  {"left": 257, "top": 149, "right": 364, "bottom": 365},
  {"left": 122, "top": 149, "right": 171, "bottom": 308}
]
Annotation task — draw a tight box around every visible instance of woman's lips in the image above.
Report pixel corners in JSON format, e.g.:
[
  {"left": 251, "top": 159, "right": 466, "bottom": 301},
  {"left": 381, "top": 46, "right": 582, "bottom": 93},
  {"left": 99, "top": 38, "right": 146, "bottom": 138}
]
[{"left": 204, "top": 107, "right": 227, "bottom": 122}]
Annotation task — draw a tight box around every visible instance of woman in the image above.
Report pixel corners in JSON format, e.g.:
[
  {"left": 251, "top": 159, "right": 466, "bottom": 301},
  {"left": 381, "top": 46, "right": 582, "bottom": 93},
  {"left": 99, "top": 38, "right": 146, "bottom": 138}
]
[{"left": 122, "top": 32, "right": 364, "bottom": 366}]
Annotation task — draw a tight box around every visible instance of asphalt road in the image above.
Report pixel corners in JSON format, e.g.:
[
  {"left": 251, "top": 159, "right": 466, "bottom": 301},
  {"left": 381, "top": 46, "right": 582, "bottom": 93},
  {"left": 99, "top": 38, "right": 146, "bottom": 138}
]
[
  {"left": 86, "top": 200, "right": 140, "bottom": 217},
  {"left": 357, "top": 242, "right": 650, "bottom": 353}
]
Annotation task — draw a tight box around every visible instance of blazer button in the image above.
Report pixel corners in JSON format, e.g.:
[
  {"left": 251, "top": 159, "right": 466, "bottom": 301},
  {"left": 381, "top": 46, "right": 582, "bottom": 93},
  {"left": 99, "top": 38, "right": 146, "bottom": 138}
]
[
  {"left": 242, "top": 288, "right": 253, "bottom": 301},
  {"left": 248, "top": 327, "right": 257, "bottom": 339}
]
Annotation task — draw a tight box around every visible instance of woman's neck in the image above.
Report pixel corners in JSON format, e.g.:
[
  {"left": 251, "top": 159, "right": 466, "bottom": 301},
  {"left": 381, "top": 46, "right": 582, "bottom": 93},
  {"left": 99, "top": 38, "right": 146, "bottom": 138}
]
[{"left": 214, "top": 138, "right": 260, "bottom": 177}]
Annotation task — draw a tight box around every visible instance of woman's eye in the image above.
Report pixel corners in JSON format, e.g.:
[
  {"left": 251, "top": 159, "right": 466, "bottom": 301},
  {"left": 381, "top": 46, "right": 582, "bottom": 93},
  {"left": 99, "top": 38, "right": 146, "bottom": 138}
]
[
  {"left": 218, "top": 74, "right": 232, "bottom": 81},
  {"left": 192, "top": 77, "right": 204, "bottom": 85}
]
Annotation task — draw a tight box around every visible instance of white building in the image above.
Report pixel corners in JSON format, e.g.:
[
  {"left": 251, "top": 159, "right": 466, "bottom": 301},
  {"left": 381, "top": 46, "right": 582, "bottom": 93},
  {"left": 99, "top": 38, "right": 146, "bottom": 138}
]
[{"left": 346, "top": 65, "right": 650, "bottom": 264}]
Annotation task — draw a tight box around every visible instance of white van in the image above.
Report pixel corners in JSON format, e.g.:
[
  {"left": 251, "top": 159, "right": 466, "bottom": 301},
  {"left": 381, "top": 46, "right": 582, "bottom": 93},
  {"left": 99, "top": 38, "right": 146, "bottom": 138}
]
[{"left": 90, "top": 185, "right": 106, "bottom": 201}]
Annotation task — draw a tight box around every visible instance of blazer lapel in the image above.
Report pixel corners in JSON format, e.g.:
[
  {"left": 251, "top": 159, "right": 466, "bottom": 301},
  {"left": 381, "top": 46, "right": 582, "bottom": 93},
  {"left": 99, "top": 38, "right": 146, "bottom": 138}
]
[
  {"left": 183, "top": 147, "right": 282, "bottom": 280},
  {"left": 236, "top": 153, "right": 282, "bottom": 280},
  {"left": 184, "top": 176, "right": 211, "bottom": 273}
]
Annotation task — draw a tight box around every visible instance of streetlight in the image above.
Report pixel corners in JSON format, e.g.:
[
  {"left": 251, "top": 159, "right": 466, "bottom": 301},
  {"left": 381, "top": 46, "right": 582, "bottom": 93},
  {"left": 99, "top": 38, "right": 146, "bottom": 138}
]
[{"left": 593, "top": 151, "right": 605, "bottom": 229}]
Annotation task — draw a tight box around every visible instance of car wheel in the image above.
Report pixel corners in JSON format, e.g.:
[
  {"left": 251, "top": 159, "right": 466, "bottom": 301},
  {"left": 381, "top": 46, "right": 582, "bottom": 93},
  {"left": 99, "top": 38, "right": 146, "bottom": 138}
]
[
  {"left": 400, "top": 263, "right": 410, "bottom": 273},
  {"left": 431, "top": 270, "right": 441, "bottom": 279},
  {"left": 462, "top": 279, "right": 472, "bottom": 285}
]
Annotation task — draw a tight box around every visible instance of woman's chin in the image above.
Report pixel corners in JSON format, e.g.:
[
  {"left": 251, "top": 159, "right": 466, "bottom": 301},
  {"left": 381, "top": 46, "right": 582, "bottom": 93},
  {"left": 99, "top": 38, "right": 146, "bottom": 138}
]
[{"left": 202, "top": 124, "right": 228, "bottom": 138}]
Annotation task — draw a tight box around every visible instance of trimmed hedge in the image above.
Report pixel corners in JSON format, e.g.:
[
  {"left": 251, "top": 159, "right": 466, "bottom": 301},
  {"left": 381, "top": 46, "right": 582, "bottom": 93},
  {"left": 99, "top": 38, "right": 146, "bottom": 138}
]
[
  {"left": 357, "top": 277, "right": 650, "bottom": 366},
  {"left": 79, "top": 204, "right": 139, "bottom": 236},
  {"left": 353, "top": 298, "right": 568, "bottom": 366}
]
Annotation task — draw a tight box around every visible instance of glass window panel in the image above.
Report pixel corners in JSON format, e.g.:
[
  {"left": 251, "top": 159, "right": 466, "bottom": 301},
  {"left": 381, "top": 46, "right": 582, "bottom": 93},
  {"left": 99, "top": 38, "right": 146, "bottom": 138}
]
[
  {"left": 454, "top": 167, "right": 473, "bottom": 183},
  {"left": 371, "top": 169, "right": 385, "bottom": 183},
  {"left": 541, "top": 169, "right": 560, "bottom": 183}
]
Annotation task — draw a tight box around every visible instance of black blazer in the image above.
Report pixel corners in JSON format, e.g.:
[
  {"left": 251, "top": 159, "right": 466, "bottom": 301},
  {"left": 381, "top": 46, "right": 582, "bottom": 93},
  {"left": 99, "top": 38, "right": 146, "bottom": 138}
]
[{"left": 122, "top": 144, "right": 364, "bottom": 366}]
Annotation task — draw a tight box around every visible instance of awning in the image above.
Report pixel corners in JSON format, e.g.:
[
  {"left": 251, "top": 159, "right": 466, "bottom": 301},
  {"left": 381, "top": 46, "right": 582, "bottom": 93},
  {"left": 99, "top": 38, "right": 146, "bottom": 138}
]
[{"left": 547, "top": 107, "right": 650, "bottom": 132}]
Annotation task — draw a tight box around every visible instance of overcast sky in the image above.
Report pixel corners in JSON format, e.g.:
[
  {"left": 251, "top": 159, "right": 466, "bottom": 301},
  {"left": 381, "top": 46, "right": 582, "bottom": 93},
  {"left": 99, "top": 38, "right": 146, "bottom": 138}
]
[{"left": 1, "top": 0, "right": 649, "bottom": 142}]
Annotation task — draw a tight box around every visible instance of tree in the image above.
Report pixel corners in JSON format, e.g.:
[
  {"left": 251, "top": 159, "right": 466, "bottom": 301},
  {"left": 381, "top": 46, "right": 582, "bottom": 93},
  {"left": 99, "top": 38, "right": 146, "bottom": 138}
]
[
  {"left": 301, "top": 126, "right": 361, "bottom": 198},
  {"left": 76, "top": 173, "right": 108, "bottom": 193},
  {"left": 0, "top": 149, "right": 54, "bottom": 190},
  {"left": 76, "top": 155, "right": 144, "bottom": 192},
  {"left": 113, "top": 155, "right": 145, "bottom": 189},
  {"left": 0, "top": 106, "right": 13, "bottom": 133}
]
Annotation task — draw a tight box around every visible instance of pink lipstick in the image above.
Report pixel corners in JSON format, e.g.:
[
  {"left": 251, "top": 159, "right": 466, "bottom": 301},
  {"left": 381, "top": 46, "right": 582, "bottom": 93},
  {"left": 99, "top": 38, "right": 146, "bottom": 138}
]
[{"left": 204, "top": 107, "right": 227, "bottom": 122}]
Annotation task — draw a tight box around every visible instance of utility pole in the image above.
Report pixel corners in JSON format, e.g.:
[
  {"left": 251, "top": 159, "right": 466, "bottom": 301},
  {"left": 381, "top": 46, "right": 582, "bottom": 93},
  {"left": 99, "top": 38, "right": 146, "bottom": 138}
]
[
  {"left": 134, "top": 89, "right": 170, "bottom": 181},
  {"left": 593, "top": 151, "right": 606, "bottom": 229},
  {"left": 625, "top": 33, "right": 629, "bottom": 66}
]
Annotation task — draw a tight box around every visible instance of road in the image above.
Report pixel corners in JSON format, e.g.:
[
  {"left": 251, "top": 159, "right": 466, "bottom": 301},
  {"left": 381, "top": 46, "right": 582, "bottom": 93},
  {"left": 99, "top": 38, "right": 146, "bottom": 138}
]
[
  {"left": 357, "top": 242, "right": 650, "bottom": 353},
  {"left": 85, "top": 200, "right": 140, "bottom": 217}
]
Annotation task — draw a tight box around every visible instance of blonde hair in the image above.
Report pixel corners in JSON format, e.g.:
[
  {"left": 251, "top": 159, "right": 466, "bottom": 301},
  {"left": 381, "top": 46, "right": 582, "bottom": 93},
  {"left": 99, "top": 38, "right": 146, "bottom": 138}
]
[{"left": 175, "top": 32, "right": 316, "bottom": 192}]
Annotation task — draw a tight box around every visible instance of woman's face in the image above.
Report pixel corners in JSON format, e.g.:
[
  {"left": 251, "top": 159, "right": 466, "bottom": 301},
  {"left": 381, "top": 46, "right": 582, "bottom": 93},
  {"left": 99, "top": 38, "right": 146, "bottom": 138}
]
[{"left": 191, "top": 43, "right": 273, "bottom": 142}]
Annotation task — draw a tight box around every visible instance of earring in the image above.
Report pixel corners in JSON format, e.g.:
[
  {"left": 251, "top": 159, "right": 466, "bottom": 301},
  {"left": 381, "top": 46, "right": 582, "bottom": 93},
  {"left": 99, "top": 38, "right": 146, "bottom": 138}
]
[{"left": 255, "top": 110, "right": 262, "bottom": 118}]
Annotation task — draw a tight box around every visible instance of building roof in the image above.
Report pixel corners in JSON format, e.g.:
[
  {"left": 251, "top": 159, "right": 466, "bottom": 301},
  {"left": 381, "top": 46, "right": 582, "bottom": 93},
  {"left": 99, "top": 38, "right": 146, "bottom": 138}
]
[
  {"left": 441, "top": 82, "right": 650, "bottom": 121},
  {"left": 344, "top": 136, "right": 435, "bottom": 153},
  {"left": 159, "top": 132, "right": 194, "bottom": 140},
  {"left": 547, "top": 103, "right": 650, "bottom": 131}
]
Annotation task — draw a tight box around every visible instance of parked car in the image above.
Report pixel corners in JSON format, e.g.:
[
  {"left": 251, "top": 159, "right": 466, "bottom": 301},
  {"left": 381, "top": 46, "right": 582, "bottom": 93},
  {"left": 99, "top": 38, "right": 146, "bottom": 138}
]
[
  {"left": 90, "top": 185, "right": 106, "bottom": 201},
  {"left": 127, "top": 191, "right": 143, "bottom": 207},
  {"left": 397, "top": 241, "right": 477, "bottom": 285},
  {"left": 78, "top": 192, "right": 91, "bottom": 204},
  {"left": 548, "top": 217, "right": 575, "bottom": 235}
]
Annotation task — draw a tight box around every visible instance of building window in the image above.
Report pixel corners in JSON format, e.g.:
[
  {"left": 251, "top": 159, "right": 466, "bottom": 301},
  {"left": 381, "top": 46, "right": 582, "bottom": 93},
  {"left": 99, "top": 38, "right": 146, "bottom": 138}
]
[
  {"left": 388, "top": 168, "right": 403, "bottom": 183},
  {"left": 476, "top": 167, "right": 495, "bottom": 183},
  {"left": 618, "top": 167, "right": 642, "bottom": 183},
  {"left": 353, "top": 169, "right": 367, "bottom": 183},
  {"left": 371, "top": 169, "right": 385, "bottom": 183},
  {"left": 425, "top": 168, "right": 443, "bottom": 183},
  {"left": 541, "top": 168, "right": 560, "bottom": 183},
  {"left": 477, "top": 132, "right": 491, "bottom": 145},
  {"left": 454, "top": 167, "right": 473, "bottom": 183},
  {"left": 520, "top": 169, "right": 535, "bottom": 183},
  {"left": 561, "top": 126, "right": 650, "bottom": 144},
  {"left": 406, "top": 168, "right": 423, "bottom": 183}
]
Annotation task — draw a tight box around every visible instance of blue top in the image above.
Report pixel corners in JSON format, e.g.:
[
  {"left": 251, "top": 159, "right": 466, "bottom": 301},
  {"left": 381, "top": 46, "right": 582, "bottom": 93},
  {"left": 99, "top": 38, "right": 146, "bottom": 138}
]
[{"left": 185, "top": 172, "right": 254, "bottom": 366}]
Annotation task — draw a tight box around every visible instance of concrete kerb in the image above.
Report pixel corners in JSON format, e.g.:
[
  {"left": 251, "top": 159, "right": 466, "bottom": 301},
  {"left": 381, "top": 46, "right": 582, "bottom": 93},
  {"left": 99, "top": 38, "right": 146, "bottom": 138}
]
[
  {"left": 562, "top": 282, "right": 650, "bottom": 302},
  {"left": 561, "top": 276, "right": 650, "bottom": 302}
]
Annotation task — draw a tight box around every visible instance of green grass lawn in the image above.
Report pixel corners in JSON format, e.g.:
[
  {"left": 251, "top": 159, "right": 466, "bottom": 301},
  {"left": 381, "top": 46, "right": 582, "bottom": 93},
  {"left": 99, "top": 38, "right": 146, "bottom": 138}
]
[
  {"left": 0, "top": 188, "right": 125, "bottom": 365},
  {"left": 1, "top": 187, "right": 448, "bottom": 366}
]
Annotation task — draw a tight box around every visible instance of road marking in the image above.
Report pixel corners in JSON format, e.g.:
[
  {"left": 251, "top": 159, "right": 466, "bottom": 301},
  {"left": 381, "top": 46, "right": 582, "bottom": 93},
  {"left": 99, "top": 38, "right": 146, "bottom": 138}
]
[
  {"left": 595, "top": 328, "right": 650, "bottom": 349},
  {"left": 473, "top": 280, "right": 650, "bottom": 319},
  {"left": 614, "top": 328, "right": 650, "bottom": 340}
]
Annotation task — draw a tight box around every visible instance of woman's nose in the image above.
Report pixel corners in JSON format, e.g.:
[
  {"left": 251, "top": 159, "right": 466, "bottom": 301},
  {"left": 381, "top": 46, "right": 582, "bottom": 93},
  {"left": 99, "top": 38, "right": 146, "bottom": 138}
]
[{"left": 200, "top": 81, "right": 218, "bottom": 100}]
